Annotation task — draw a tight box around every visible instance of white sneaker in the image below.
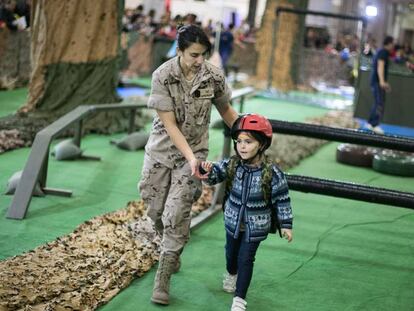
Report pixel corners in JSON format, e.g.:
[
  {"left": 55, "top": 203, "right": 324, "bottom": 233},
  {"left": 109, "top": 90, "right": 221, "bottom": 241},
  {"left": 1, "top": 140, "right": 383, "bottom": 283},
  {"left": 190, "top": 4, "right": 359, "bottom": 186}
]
[
  {"left": 372, "top": 126, "right": 384, "bottom": 134},
  {"left": 363, "top": 123, "right": 373, "bottom": 130},
  {"left": 231, "top": 296, "right": 247, "bottom": 311},
  {"left": 223, "top": 272, "right": 237, "bottom": 293}
]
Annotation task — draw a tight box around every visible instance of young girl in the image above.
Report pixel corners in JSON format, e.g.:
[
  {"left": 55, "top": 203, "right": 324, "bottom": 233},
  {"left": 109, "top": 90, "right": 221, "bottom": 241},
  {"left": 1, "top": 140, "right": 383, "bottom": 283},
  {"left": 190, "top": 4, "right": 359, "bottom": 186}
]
[{"left": 200, "top": 114, "right": 293, "bottom": 311}]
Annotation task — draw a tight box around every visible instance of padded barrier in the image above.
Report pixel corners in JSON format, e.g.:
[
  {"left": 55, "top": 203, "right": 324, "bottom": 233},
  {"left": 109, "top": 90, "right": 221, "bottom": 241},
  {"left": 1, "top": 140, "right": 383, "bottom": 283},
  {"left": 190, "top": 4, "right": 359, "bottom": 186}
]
[
  {"left": 336, "top": 144, "right": 379, "bottom": 167},
  {"left": 373, "top": 150, "right": 414, "bottom": 177}
]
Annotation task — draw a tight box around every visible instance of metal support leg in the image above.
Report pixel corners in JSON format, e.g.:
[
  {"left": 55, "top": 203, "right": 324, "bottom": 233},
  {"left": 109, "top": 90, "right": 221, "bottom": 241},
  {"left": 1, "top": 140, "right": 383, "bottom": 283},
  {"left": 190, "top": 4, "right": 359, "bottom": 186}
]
[
  {"left": 128, "top": 109, "right": 137, "bottom": 134},
  {"left": 38, "top": 147, "right": 49, "bottom": 188},
  {"left": 74, "top": 120, "right": 83, "bottom": 147},
  {"left": 74, "top": 119, "right": 101, "bottom": 161},
  {"left": 42, "top": 188, "right": 73, "bottom": 197}
]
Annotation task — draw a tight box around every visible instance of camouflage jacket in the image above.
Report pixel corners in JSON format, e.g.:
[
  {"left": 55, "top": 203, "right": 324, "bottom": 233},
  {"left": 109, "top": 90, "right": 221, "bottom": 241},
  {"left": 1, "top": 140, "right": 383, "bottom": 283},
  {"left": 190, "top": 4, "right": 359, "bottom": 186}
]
[{"left": 145, "top": 56, "right": 231, "bottom": 168}]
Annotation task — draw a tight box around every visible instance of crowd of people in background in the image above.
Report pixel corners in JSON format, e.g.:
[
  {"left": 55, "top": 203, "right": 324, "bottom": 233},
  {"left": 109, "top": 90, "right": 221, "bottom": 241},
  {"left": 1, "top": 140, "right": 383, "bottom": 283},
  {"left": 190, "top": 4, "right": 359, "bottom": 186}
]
[
  {"left": 120, "top": 4, "right": 256, "bottom": 77},
  {"left": 0, "top": 0, "right": 31, "bottom": 31},
  {"left": 121, "top": 5, "right": 256, "bottom": 44},
  {"left": 2, "top": 1, "right": 413, "bottom": 76},
  {"left": 303, "top": 26, "right": 414, "bottom": 73}
]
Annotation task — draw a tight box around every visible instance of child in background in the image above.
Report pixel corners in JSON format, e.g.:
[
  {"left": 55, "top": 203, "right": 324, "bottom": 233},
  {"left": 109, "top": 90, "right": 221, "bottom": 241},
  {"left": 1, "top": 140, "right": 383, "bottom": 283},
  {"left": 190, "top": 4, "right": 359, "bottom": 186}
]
[{"left": 200, "top": 114, "right": 293, "bottom": 311}]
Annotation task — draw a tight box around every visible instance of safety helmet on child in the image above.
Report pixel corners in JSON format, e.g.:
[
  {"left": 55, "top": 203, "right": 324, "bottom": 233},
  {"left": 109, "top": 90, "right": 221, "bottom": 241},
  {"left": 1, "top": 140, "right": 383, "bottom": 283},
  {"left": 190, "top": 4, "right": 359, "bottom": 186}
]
[{"left": 231, "top": 114, "right": 273, "bottom": 151}]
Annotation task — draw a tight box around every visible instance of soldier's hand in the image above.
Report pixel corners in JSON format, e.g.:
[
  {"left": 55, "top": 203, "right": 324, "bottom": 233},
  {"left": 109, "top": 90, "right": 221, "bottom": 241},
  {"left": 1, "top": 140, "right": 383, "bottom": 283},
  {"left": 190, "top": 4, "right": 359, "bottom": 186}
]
[{"left": 190, "top": 159, "right": 208, "bottom": 180}]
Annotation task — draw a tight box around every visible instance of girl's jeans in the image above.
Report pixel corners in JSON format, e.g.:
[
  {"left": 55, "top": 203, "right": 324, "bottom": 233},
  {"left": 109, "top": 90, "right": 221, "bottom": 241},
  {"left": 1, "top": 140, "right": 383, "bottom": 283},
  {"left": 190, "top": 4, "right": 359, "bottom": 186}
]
[{"left": 225, "top": 231, "right": 261, "bottom": 299}]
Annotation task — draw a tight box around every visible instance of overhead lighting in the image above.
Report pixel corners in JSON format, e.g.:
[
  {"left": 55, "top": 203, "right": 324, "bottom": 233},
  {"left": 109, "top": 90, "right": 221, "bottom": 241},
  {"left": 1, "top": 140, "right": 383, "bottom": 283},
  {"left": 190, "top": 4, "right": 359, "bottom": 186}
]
[{"left": 365, "top": 4, "right": 378, "bottom": 17}]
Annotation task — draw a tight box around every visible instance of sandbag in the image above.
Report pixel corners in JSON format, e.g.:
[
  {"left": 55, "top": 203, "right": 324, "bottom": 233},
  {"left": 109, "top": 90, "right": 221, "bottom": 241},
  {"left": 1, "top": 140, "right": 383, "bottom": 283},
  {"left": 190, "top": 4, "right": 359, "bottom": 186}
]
[
  {"left": 113, "top": 131, "right": 149, "bottom": 151},
  {"left": 52, "top": 139, "right": 83, "bottom": 160},
  {"left": 5, "top": 171, "right": 45, "bottom": 196}
]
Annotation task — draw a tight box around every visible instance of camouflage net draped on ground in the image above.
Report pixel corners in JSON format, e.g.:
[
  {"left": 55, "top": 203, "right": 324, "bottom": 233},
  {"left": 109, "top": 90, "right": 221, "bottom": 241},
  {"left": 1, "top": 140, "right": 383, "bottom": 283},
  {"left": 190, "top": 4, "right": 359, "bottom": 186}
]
[
  {"left": 0, "top": 200, "right": 161, "bottom": 311},
  {"left": 0, "top": 130, "right": 28, "bottom": 153},
  {"left": 0, "top": 96, "right": 150, "bottom": 154}
]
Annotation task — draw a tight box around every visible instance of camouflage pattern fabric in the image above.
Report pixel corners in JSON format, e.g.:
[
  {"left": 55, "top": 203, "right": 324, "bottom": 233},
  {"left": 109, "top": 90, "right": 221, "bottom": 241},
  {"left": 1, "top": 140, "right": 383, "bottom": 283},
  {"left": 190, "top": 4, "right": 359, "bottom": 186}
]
[
  {"left": 144, "top": 56, "right": 231, "bottom": 169},
  {"left": 0, "top": 200, "right": 160, "bottom": 311},
  {"left": 139, "top": 56, "right": 231, "bottom": 257},
  {"left": 0, "top": 129, "right": 27, "bottom": 153},
  {"left": 0, "top": 29, "right": 31, "bottom": 89},
  {"left": 21, "top": 0, "right": 121, "bottom": 113},
  {"left": 139, "top": 156, "right": 202, "bottom": 255}
]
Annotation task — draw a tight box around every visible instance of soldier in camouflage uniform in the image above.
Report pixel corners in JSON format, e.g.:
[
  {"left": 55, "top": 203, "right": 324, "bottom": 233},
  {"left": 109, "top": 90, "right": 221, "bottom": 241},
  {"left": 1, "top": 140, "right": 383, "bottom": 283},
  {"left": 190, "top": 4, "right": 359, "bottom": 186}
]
[{"left": 139, "top": 24, "right": 238, "bottom": 305}]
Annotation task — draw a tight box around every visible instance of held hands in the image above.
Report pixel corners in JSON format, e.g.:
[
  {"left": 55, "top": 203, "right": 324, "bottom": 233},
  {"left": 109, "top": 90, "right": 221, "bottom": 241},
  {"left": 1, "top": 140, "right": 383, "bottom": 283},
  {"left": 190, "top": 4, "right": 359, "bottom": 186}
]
[
  {"left": 281, "top": 229, "right": 293, "bottom": 243},
  {"left": 200, "top": 161, "right": 213, "bottom": 175},
  {"left": 189, "top": 159, "right": 212, "bottom": 179}
]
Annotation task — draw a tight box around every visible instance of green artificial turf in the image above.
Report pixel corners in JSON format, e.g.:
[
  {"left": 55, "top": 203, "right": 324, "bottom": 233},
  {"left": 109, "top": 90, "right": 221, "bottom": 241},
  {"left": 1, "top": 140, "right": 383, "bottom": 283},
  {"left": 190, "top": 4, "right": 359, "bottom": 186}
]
[
  {"left": 99, "top": 143, "right": 414, "bottom": 311},
  {"left": 1, "top": 88, "right": 413, "bottom": 310},
  {"left": 0, "top": 88, "right": 28, "bottom": 117}
]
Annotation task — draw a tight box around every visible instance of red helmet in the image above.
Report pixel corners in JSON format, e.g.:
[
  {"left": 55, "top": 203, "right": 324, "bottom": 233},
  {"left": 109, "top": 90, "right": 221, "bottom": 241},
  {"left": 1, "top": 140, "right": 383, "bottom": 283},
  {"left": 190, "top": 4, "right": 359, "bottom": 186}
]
[{"left": 231, "top": 114, "right": 273, "bottom": 149}]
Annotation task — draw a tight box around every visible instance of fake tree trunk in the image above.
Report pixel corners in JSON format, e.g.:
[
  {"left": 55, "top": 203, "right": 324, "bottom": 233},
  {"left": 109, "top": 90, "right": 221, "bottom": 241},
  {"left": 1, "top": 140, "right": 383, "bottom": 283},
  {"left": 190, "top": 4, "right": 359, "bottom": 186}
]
[
  {"left": 22, "top": 0, "right": 123, "bottom": 115},
  {"left": 0, "top": 0, "right": 148, "bottom": 144},
  {"left": 255, "top": 0, "right": 308, "bottom": 91}
]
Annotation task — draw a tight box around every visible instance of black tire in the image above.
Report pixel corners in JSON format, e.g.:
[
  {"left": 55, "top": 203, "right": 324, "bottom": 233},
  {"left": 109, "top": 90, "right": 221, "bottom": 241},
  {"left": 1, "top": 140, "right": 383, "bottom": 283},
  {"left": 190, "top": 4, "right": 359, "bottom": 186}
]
[
  {"left": 336, "top": 144, "right": 379, "bottom": 167},
  {"left": 372, "top": 150, "right": 414, "bottom": 177}
]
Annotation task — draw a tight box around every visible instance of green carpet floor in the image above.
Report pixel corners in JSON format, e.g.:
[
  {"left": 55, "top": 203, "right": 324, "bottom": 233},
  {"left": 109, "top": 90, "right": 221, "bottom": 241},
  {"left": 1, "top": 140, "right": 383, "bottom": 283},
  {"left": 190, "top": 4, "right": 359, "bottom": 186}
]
[
  {"left": 99, "top": 142, "right": 414, "bottom": 311},
  {"left": 0, "top": 88, "right": 28, "bottom": 117},
  {"left": 0, "top": 89, "right": 413, "bottom": 310}
]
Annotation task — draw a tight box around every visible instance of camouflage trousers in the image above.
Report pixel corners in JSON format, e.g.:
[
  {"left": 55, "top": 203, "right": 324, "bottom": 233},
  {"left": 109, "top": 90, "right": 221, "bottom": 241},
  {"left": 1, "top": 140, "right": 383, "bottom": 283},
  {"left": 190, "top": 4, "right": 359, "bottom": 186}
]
[{"left": 139, "top": 155, "right": 202, "bottom": 255}]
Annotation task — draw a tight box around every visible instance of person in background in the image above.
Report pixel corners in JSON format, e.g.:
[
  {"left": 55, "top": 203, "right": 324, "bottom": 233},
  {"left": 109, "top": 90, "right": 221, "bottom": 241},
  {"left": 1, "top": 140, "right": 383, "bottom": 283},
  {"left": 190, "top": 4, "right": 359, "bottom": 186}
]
[
  {"left": 200, "top": 114, "right": 293, "bottom": 311},
  {"left": 365, "top": 36, "right": 394, "bottom": 134},
  {"left": 139, "top": 24, "right": 238, "bottom": 306},
  {"left": 0, "top": 0, "right": 25, "bottom": 31},
  {"left": 166, "top": 13, "right": 197, "bottom": 59},
  {"left": 14, "top": 0, "right": 30, "bottom": 28},
  {"left": 218, "top": 23, "right": 234, "bottom": 75}
]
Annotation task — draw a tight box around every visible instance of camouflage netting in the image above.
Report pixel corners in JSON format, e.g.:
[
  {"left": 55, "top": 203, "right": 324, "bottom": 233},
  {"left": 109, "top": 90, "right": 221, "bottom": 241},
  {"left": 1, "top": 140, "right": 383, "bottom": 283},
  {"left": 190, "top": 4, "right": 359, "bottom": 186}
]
[
  {"left": 0, "top": 200, "right": 160, "bottom": 311},
  {"left": 0, "top": 111, "right": 357, "bottom": 310},
  {"left": 255, "top": 0, "right": 299, "bottom": 91},
  {"left": 0, "top": 30, "right": 31, "bottom": 90},
  {"left": 22, "top": 0, "right": 122, "bottom": 114},
  {"left": 0, "top": 95, "right": 149, "bottom": 152},
  {"left": 0, "top": 130, "right": 29, "bottom": 153}
]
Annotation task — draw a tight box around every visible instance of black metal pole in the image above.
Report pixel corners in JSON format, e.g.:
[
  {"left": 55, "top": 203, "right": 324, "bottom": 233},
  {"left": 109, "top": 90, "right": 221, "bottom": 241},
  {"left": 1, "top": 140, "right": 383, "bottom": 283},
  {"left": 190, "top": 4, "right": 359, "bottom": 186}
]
[
  {"left": 287, "top": 174, "right": 414, "bottom": 209},
  {"left": 270, "top": 119, "right": 414, "bottom": 152},
  {"left": 276, "top": 7, "right": 367, "bottom": 25}
]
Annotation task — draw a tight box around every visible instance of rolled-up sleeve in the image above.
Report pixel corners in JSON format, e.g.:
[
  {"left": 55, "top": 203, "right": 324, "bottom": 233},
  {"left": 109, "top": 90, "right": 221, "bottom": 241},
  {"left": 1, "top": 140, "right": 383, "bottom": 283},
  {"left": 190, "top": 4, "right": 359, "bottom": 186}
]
[{"left": 147, "top": 72, "right": 174, "bottom": 111}]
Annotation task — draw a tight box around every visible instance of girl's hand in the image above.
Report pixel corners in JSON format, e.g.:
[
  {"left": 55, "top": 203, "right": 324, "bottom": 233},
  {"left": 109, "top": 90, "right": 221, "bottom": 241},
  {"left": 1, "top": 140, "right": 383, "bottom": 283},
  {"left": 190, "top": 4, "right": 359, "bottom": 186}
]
[
  {"left": 281, "top": 229, "right": 293, "bottom": 243},
  {"left": 200, "top": 161, "right": 213, "bottom": 174},
  {"left": 190, "top": 159, "right": 210, "bottom": 180}
]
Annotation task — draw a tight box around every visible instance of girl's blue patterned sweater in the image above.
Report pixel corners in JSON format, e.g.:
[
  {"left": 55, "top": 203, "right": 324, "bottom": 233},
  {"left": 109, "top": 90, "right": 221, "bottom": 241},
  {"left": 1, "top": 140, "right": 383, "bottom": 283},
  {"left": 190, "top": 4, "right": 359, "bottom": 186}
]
[{"left": 205, "top": 158, "right": 293, "bottom": 242}]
